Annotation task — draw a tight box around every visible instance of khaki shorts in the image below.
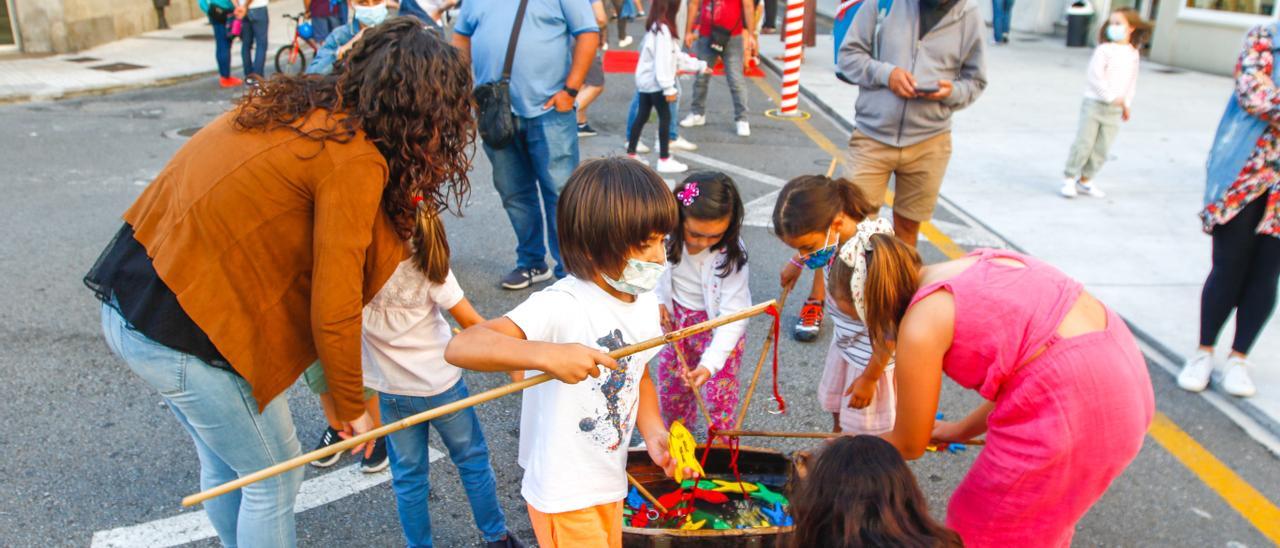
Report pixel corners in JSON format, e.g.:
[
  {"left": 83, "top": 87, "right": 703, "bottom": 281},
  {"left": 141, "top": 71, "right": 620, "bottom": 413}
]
[
  {"left": 843, "top": 130, "right": 953, "bottom": 223},
  {"left": 302, "top": 361, "right": 376, "bottom": 400}
]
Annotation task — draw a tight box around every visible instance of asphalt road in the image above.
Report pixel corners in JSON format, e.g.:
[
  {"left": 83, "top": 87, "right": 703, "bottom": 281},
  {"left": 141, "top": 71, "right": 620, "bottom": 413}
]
[{"left": 0, "top": 51, "right": 1277, "bottom": 547}]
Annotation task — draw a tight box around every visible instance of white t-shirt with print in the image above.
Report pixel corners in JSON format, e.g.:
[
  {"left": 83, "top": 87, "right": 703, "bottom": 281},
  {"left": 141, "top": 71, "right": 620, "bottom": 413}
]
[
  {"left": 505, "top": 276, "right": 662, "bottom": 514},
  {"left": 361, "top": 262, "right": 465, "bottom": 397}
]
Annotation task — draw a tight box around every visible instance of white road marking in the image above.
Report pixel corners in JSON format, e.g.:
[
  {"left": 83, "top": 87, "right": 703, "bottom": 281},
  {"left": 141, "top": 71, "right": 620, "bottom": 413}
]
[
  {"left": 678, "top": 151, "right": 787, "bottom": 188},
  {"left": 743, "top": 190, "right": 780, "bottom": 229},
  {"left": 90, "top": 447, "right": 445, "bottom": 547}
]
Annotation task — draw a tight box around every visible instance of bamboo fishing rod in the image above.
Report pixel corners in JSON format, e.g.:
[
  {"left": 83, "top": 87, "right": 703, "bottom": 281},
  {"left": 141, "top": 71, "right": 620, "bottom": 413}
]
[
  {"left": 626, "top": 472, "right": 668, "bottom": 514},
  {"left": 663, "top": 315, "right": 715, "bottom": 429},
  {"left": 713, "top": 429, "right": 986, "bottom": 446},
  {"left": 182, "top": 300, "right": 779, "bottom": 507}
]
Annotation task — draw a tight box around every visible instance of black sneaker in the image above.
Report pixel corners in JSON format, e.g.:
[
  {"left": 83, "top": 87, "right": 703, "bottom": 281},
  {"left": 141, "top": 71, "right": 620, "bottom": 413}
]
[
  {"left": 309, "top": 427, "right": 343, "bottom": 468},
  {"left": 361, "top": 436, "right": 389, "bottom": 473},
  {"left": 577, "top": 123, "right": 599, "bottom": 137},
  {"left": 500, "top": 266, "right": 553, "bottom": 290},
  {"left": 486, "top": 532, "right": 526, "bottom": 548}
]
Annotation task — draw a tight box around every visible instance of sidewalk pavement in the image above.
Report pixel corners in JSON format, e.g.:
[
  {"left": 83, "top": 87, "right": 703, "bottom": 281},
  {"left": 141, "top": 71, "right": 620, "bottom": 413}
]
[
  {"left": 0, "top": 0, "right": 302, "bottom": 103},
  {"left": 758, "top": 32, "right": 1280, "bottom": 437}
]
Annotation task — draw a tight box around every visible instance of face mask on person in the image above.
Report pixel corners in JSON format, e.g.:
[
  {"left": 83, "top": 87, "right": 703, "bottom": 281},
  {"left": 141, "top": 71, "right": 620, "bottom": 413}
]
[
  {"left": 604, "top": 258, "right": 667, "bottom": 295},
  {"left": 1106, "top": 24, "right": 1129, "bottom": 42},
  {"left": 801, "top": 227, "right": 838, "bottom": 270},
  {"left": 354, "top": 2, "right": 388, "bottom": 27}
]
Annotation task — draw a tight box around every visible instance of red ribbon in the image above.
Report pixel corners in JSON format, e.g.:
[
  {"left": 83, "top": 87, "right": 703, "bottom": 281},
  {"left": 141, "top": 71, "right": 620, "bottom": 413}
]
[{"left": 764, "top": 304, "right": 786, "bottom": 414}]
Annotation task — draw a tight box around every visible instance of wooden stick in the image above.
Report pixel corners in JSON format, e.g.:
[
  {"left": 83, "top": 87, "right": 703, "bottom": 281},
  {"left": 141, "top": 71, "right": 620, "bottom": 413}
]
[
  {"left": 627, "top": 472, "right": 669, "bottom": 514},
  {"left": 662, "top": 314, "right": 715, "bottom": 429},
  {"left": 182, "top": 300, "right": 779, "bottom": 507},
  {"left": 714, "top": 429, "right": 986, "bottom": 446},
  {"left": 734, "top": 287, "right": 791, "bottom": 430}
]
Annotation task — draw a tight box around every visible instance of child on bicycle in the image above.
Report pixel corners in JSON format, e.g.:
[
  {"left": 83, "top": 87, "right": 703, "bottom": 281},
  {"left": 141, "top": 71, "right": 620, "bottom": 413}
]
[{"left": 307, "top": 0, "right": 390, "bottom": 75}]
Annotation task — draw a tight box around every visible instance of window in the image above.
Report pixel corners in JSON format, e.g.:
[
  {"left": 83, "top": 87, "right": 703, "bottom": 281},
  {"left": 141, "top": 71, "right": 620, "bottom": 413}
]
[{"left": 1185, "top": 0, "right": 1274, "bottom": 16}]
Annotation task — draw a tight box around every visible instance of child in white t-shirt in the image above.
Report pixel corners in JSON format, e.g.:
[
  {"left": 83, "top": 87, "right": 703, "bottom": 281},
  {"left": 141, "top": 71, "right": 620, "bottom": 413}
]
[
  {"left": 363, "top": 204, "right": 523, "bottom": 548},
  {"left": 446, "top": 157, "right": 686, "bottom": 548}
]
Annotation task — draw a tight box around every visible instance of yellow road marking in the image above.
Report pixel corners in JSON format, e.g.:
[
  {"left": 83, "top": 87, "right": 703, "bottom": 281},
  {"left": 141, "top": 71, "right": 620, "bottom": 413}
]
[{"left": 751, "top": 74, "right": 1280, "bottom": 542}]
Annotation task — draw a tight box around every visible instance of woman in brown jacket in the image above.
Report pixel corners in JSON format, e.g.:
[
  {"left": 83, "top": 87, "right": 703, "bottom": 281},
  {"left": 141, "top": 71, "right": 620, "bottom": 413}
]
[{"left": 85, "top": 19, "right": 474, "bottom": 546}]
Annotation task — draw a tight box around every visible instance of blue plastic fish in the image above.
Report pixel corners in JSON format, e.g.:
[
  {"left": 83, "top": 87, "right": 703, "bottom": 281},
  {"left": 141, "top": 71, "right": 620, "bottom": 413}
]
[
  {"left": 761, "top": 502, "right": 794, "bottom": 527},
  {"left": 626, "top": 486, "right": 645, "bottom": 510}
]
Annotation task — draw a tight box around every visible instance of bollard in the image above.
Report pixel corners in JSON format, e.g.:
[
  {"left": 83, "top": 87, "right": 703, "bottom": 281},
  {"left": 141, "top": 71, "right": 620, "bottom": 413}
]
[{"left": 767, "top": 0, "right": 810, "bottom": 119}]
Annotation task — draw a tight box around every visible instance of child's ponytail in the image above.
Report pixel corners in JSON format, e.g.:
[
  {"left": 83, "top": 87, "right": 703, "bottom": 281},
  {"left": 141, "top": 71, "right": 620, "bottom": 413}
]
[
  {"left": 772, "top": 175, "right": 875, "bottom": 240},
  {"left": 863, "top": 233, "right": 923, "bottom": 365},
  {"left": 412, "top": 199, "right": 451, "bottom": 284}
]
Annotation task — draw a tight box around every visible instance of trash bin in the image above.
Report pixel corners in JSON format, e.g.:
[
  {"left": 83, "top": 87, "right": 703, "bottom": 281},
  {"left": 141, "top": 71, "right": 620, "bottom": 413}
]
[{"left": 1066, "top": 0, "right": 1095, "bottom": 48}]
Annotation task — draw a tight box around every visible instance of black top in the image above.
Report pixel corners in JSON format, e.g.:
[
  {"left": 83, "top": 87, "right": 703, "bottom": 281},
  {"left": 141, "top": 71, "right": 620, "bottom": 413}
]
[
  {"left": 85, "top": 223, "right": 234, "bottom": 373},
  {"left": 920, "top": 0, "right": 960, "bottom": 38}
]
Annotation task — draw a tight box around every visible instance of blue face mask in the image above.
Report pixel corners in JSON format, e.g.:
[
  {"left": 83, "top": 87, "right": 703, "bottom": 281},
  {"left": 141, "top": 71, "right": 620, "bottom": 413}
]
[
  {"left": 604, "top": 259, "right": 667, "bottom": 295},
  {"left": 354, "top": 3, "right": 388, "bottom": 27},
  {"left": 1106, "top": 24, "right": 1128, "bottom": 42},
  {"left": 801, "top": 227, "right": 838, "bottom": 270}
]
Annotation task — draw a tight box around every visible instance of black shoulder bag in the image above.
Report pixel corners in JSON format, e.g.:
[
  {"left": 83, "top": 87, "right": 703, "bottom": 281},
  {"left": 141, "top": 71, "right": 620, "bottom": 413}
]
[{"left": 474, "top": 0, "right": 530, "bottom": 150}]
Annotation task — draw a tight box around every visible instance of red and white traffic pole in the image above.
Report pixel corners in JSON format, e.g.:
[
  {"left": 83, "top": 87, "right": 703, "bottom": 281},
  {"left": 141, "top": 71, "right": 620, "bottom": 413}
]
[{"left": 777, "top": 0, "right": 807, "bottom": 117}]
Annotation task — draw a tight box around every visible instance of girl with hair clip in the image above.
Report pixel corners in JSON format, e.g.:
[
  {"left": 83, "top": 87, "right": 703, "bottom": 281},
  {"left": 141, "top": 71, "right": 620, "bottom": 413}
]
[
  {"left": 786, "top": 435, "right": 962, "bottom": 548},
  {"left": 859, "top": 237, "right": 1153, "bottom": 546},
  {"left": 654, "top": 172, "right": 750, "bottom": 432},
  {"left": 770, "top": 175, "right": 879, "bottom": 433},
  {"left": 362, "top": 200, "right": 524, "bottom": 548}
]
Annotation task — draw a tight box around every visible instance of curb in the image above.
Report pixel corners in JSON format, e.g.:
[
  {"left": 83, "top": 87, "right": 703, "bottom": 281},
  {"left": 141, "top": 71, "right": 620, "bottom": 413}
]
[
  {"left": 756, "top": 52, "right": 1280, "bottom": 445},
  {"left": 0, "top": 70, "right": 221, "bottom": 106}
]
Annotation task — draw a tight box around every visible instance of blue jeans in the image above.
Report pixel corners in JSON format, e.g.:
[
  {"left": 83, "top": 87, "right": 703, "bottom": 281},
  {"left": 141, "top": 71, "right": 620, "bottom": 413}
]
[
  {"left": 626, "top": 89, "right": 679, "bottom": 141},
  {"left": 691, "top": 35, "right": 748, "bottom": 121},
  {"left": 100, "top": 303, "right": 303, "bottom": 548},
  {"left": 992, "top": 0, "right": 1014, "bottom": 42},
  {"left": 482, "top": 108, "right": 579, "bottom": 277},
  {"left": 241, "top": 7, "right": 269, "bottom": 77},
  {"left": 310, "top": 14, "right": 345, "bottom": 43},
  {"left": 380, "top": 381, "right": 508, "bottom": 547},
  {"left": 208, "top": 13, "right": 232, "bottom": 78}
]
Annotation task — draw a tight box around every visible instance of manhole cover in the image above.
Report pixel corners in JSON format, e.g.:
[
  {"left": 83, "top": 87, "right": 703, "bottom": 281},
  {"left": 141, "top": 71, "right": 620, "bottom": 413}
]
[
  {"left": 65, "top": 56, "right": 100, "bottom": 63},
  {"left": 184, "top": 34, "right": 216, "bottom": 41},
  {"left": 91, "top": 62, "right": 148, "bottom": 72},
  {"left": 162, "top": 126, "right": 204, "bottom": 140},
  {"left": 1015, "top": 37, "right": 1041, "bottom": 42},
  {"left": 1153, "top": 66, "right": 1185, "bottom": 74}
]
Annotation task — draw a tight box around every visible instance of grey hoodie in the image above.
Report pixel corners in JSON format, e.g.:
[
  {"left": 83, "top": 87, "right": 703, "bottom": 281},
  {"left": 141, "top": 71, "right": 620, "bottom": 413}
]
[{"left": 838, "top": 0, "right": 987, "bottom": 147}]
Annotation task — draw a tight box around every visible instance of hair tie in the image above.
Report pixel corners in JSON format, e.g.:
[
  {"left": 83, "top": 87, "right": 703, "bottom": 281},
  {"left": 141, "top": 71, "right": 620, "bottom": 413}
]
[
  {"left": 837, "top": 217, "right": 895, "bottom": 320},
  {"left": 677, "top": 182, "right": 700, "bottom": 207},
  {"left": 412, "top": 195, "right": 425, "bottom": 207}
]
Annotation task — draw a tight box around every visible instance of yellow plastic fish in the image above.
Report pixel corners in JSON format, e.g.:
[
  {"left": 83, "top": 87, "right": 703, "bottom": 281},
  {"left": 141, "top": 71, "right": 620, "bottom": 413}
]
[
  {"left": 710, "top": 479, "right": 759, "bottom": 494},
  {"left": 680, "top": 518, "right": 707, "bottom": 531},
  {"left": 668, "top": 420, "right": 706, "bottom": 483}
]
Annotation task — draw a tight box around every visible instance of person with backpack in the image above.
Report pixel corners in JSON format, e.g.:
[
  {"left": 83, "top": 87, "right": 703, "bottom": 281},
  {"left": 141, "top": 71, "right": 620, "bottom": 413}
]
[
  {"left": 199, "top": 0, "right": 241, "bottom": 87},
  {"left": 681, "top": 0, "right": 759, "bottom": 138},
  {"left": 836, "top": 0, "right": 986, "bottom": 248}
]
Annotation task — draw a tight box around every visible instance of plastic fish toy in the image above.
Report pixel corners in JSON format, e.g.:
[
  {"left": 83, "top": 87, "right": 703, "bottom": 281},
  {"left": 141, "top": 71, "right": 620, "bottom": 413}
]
[
  {"left": 625, "top": 486, "right": 645, "bottom": 510},
  {"left": 680, "top": 479, "right": 719, "bottom": 490},
  {"left": 668, "top": 420, "right": 706, "bottom": 483},
  {"left": 680, "top": 518, "right": 707, "bottom": 530},
  {"left": 710, "top": 479, "right": 759, "bottom": 494},
  {"left": 947, "top": 443, "right": 967, "bottom": 454},
  {"left": 748, "top": 482, "right": 788, "bottom": 506},
  {"left": 761, "top": 502, "right": 794, "bottom": 527},
  {"left": 690, "top": 509, "right": 731, "bottom": 530},
  {"left": 631, "top": 504, "right": 650, "bottom": 528},
  {"left": 658, "top": 488, "right": 729, "bottom": 510}
]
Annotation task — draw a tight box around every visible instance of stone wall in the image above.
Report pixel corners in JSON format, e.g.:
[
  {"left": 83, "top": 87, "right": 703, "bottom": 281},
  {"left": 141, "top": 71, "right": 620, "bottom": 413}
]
[{"left": 14, "top": 0, "right": 202, "bottom": 53}]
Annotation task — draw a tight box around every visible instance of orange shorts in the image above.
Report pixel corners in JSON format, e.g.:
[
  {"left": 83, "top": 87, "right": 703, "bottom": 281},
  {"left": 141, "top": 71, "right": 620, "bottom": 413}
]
[{"left": 527, "top": 500, "right": 624, "bottom": 548}]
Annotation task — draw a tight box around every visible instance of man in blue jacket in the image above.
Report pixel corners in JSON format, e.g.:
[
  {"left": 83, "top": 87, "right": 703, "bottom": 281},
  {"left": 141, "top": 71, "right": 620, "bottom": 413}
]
[{"left": 837, "top": 0, "right": 986, "bottom": 247}]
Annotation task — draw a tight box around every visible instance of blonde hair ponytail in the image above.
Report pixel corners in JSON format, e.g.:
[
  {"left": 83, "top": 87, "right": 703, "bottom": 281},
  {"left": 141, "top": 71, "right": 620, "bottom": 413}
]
[
  {"left": 412, "top": 199, "right": 451, "bottom": 284},
  {"left": 863, "top": 234, "right": 924, "bottom": 366}
]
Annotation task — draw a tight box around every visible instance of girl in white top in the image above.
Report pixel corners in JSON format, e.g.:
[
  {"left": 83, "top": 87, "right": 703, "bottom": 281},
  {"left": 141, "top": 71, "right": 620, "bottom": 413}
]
[
  {"left": 445, "top": 158, "right": 692, "bottom": 547},
  {"left": 362, "top": 202, "right": 522, "bottom": 547},
  {"left": 1061, "top": 8, "right": 1151, "bottom": 199},
  {"left": 627, "top": 0, "right": 711, "bottom": 174},
  {"left": 654, "top": 172, "right": 752, "bottom": 433}
]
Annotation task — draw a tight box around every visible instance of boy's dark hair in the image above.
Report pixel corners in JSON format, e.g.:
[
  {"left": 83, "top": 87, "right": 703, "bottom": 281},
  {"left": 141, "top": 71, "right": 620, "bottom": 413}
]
[
  {"left": 786, "top": 436, "right": 963, "bottom": 548},
  {"left": 772, "top": 175, "right": 875, "bottom": 240},
  {"left": 1098, "top": 7, "right": 1152, "bottom": 49},
  {"left": 667, "top": 171, "right": 748, "bottom": 278},
  {"left": 558, "top": 157, "right": 679, "bottom": 280}
]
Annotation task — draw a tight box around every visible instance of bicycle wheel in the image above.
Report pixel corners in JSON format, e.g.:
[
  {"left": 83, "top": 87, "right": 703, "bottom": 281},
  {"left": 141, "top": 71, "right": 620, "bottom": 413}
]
[{"left": 274, "top": 45, "right": 307, "bottom": 75}]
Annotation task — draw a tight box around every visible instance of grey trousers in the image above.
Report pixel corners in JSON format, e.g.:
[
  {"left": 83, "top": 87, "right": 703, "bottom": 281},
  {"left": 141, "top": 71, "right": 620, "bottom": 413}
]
[
  {"left": 1064, "top": 98, "right": 1124, "bottom": 180},
  {"left": 691, "top": 35, "right": 749, "bottom": 121}
]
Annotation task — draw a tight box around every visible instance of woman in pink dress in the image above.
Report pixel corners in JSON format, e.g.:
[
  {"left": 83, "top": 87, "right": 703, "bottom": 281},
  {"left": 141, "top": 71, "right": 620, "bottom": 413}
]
[{"left": 851, "top": 233, "right": 1154, "bottom": 547}]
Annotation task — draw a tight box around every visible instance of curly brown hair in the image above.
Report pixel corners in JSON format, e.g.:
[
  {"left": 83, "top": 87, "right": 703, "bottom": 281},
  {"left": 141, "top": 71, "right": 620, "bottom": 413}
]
[{"left": 232, "top": 18, "right": 475, "bottom": 239}]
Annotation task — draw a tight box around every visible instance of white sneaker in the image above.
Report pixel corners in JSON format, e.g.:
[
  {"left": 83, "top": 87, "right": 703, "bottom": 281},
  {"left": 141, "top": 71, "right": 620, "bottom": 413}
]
[
  {"left": 1177, "top": 349, "right": 1214, "bottom": 392},
  {"left": 680, "top": 114, "right": 706, "bottom": 128},
  {"left": 1077, "top": 180, "right": 1106, "bottom": 198},
  {"left": 626, "top": 153, "right": 644, "bottom": 163},
  {"left": 1221, "top": 356, "right": 1257, "bottom": 397},
  {"left": 657, "top": 157, "right": 689, "bottom": 173},
  {"left": 617, "top": 35, "right": 633, "bottom": 48},
  {"left": 630, "top": 140, "right": 650, "bottom": 154},
  {"left": 1060, "top": 177, "right": 1078, "bottom": 198},
  {"left": 669, "top": 136, "right": 698, "bottom": 151},
  {"left": 736, "top": 120, "right": 751, "bottom": 137}
]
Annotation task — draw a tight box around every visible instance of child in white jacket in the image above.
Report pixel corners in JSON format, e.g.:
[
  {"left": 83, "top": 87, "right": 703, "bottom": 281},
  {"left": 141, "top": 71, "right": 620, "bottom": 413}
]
[
  {"left": 627, "top": 0, "right": 709, "bottom": 174},
  {"left": 655, "top": 172, "right": 751, "bottom": 432}
]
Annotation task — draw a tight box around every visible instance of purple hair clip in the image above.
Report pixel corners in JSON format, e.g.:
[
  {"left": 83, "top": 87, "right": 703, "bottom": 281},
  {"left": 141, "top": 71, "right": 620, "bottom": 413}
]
[{"left": 677, "top": 182, "right": 700, "bottom": 207}]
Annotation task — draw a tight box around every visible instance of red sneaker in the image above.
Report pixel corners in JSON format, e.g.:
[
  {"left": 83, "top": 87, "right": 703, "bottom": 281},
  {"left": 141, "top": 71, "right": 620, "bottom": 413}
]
[
  {"left": 219, "top": 76, "right": 244, "bottom": 88},
  {"left": 794, "top": 299, "right": 824, "bottom": 342}
]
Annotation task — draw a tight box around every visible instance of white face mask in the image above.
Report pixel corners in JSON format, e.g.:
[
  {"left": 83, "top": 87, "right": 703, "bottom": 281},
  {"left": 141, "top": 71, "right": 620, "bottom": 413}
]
[
  {"left": 603, "top": 259, "right": 667, "bottom": 295},
  {"left": 354, "top": 2, "right": 388, "bottom": 27},
  {"left": 1106, "top": 23, "right": 1128, "bottom": 42}
]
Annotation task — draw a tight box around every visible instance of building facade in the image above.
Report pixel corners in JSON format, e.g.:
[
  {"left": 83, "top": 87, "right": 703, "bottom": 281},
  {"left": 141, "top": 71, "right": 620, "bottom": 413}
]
[
  {"left": 2, "top": 0, "right": 202, "bottom": 54},
  {"left": 1149, "top": 0, "right": 1259, "bottom": 76}
]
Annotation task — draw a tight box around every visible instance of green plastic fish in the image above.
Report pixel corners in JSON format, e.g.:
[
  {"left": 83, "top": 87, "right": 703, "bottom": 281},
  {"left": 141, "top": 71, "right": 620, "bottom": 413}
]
[{"left": 749, "top": 483, "right": 789, "bottom": 506}]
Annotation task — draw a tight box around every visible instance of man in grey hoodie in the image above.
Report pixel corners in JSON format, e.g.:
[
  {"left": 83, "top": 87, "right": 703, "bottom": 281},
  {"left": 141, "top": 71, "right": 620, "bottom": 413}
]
[{"left": 837, "top": 0, "right": 986, "bottom": 246}]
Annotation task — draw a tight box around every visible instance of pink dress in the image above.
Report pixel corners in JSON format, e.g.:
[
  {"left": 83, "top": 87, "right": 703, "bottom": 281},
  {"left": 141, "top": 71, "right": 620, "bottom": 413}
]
[{"left": 911, "top": 249, "right": 1154, "bottom": 547}]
